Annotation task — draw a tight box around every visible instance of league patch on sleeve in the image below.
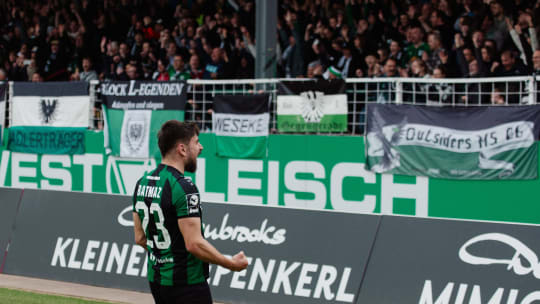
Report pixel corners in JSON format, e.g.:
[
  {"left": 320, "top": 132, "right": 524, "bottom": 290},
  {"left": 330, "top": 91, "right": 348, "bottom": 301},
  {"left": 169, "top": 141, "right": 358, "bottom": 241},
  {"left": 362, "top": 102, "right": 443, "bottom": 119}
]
[{"left": 186, "top": 193, "right": 200, "bottom": 214}]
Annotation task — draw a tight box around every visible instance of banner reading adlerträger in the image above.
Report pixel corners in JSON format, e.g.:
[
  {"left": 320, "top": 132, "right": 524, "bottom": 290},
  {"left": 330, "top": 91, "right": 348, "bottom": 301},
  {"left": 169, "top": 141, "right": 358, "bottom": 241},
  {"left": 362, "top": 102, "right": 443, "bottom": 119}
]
[
  {"left": 8, "top": 82, "right": 90, "bottom": 154},
  {"left": 366, "top": 104, "right": 540, "bottom": 179}
]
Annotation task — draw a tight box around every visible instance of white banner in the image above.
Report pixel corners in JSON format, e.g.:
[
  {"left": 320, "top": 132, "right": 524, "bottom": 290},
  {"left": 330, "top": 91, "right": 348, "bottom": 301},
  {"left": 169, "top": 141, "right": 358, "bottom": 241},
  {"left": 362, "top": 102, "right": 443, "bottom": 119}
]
[
  {"left": 119, "top": 110, "right": 151, "bottom": 158},
  {"left": 367, "top": 122, "right": 535, "bottom": 155},
  {"left": 367, "top": 121, "right": 535, "bottom": 173},
  {"left": 11, "top": 96, "right": 90, "bottom": 127},
  {"left": 212, "top": 113, "right": 269, "bottom": 137},
  {"left": 276, "top": 93, "right": 347, "bottom": 116}
]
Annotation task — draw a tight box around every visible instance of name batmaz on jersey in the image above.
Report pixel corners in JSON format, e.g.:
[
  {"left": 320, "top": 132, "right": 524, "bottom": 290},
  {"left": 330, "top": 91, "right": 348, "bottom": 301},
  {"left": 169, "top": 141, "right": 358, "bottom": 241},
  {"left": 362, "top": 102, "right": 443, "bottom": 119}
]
[{"left": 137, "top": 185, "right": 162, "bottom": 199}]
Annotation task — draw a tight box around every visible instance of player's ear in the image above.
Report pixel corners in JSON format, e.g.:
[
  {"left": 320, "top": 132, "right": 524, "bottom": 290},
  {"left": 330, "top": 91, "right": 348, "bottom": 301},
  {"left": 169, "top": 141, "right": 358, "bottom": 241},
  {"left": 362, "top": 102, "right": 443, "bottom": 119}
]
[{"left": 176, "top": 141, "right": 187, "bottom": 157}]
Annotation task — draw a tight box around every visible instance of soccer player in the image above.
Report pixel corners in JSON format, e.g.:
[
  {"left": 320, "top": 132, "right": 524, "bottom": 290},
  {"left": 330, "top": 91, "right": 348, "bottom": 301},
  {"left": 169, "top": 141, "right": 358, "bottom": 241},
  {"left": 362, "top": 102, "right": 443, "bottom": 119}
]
[{"left": 132, "top": 120, "right": 248, "bottom": 303}]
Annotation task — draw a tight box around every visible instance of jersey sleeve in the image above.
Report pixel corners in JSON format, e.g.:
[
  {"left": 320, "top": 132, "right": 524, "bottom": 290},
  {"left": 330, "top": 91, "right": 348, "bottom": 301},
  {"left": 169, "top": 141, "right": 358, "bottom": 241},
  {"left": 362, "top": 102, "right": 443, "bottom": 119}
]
[
  {"left": 172, "top": 177, "right": 201, "bottom": 218},
  {"left": 132, "top": 178, "right": 142, "bottom": 212}
]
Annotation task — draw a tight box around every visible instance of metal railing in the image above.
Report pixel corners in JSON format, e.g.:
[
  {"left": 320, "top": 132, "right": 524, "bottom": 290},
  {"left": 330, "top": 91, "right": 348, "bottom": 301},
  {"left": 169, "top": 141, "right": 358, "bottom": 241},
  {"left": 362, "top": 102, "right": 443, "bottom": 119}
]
[{"left": 6, "top": 76, "right": 540, "bottom": 136}]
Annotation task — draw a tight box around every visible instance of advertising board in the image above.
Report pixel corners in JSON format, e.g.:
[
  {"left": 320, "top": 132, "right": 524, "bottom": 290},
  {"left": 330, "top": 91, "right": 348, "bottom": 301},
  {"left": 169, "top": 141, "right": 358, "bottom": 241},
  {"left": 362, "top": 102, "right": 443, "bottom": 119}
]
[
  {"left": 357, "top": 216, "right": 540, "bottom": 303},
  {"left": 0, "top": 132, "right": 538, "bottom": 224}
]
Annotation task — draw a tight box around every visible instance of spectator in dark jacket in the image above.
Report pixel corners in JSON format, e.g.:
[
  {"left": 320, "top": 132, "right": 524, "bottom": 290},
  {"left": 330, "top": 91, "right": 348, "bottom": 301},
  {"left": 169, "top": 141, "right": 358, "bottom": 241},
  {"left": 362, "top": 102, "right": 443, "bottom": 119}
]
[
  {"left": 43, "top": 39, "right": 68, "bottom": 80},
  {"left": 494, "top": 50, "right": 528, "bottom": 76},
  {"left": 203, "top": 48, "right": 224, "bottom": 79}
]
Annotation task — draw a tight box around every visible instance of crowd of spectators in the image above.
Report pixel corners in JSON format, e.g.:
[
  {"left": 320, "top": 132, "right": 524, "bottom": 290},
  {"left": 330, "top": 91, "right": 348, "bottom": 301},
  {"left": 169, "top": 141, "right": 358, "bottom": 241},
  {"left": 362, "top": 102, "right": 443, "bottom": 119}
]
[{"left": 0, "top": 0, "right": 540, "bottom": 83}]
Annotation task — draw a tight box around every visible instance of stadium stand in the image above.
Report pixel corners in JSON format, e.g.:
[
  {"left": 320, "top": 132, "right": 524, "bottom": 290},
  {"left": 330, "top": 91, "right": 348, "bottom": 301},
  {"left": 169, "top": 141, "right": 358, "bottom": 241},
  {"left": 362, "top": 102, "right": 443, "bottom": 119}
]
[
  {"left": 0, "top": 0, "right": 539, "bottom": 134},
  {"left": 0, "top": 0, "right": 539, "bottom": 81}
]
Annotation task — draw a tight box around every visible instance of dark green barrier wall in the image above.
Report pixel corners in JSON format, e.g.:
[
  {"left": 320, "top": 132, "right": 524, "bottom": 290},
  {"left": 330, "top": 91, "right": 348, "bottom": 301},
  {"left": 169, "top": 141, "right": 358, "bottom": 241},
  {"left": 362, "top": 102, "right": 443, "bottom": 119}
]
[
  {"left": 3, "top": 189, "right": 540, "bottom": 303},
  {"left": 0, "top": 187, "right": 22, "bottom": 271}
]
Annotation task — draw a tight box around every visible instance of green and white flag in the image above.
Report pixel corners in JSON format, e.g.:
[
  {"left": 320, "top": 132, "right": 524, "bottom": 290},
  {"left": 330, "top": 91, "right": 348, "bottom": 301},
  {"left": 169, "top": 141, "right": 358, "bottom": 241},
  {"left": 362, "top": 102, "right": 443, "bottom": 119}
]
[
  {"left": 8, "top": 82, "right": 90, "bottom": 154},
  {"left": 212, "top": 94, "right": 270, "bottom": 158},
  {"left": 277, "top": 80, "right": 348, "bottom": 132},
  {"left": 366, "top": 104, "right": 540, "bottom": 180},
  {"left": 101, "top": 81, "right": 186, "bottom": 158}
]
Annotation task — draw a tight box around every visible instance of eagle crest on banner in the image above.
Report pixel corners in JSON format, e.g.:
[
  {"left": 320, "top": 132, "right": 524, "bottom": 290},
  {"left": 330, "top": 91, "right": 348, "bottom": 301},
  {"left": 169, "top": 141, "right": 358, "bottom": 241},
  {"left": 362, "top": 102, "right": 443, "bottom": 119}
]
[
  {"left": 367, "top": 108, "right": 407, "bottom": 172},
  {"left": 300, "top": 91, "right": 325, "bottom": 123},
  {"left": 124, "top": 113, "right": 147, "bottom": 153},
  {"left": 40, "top": 98, "right": 58, "bottom": 124}
]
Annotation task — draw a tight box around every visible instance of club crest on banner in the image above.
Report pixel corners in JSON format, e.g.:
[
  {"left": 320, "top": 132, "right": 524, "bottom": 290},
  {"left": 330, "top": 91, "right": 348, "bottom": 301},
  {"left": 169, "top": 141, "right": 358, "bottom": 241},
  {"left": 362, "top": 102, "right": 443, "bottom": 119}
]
[
  {"left": 367, "top": 107, "right": 407, "bottom": 173},
  {"left": 300, "top": 91, "right": 325, "bottom": 123},
  {"left": 122, "top": 111, "right": 149, "bottom": 155},
  {"left": 40, "top": 98, "right": 58, "bottom": 124}
]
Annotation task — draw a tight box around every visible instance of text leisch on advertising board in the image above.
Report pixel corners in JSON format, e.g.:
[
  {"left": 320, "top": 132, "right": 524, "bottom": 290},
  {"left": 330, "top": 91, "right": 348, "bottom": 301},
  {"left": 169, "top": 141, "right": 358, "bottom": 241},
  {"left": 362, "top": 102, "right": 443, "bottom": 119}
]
[{"left": 0, "top": 132, "right": 539, "bottom": 224}]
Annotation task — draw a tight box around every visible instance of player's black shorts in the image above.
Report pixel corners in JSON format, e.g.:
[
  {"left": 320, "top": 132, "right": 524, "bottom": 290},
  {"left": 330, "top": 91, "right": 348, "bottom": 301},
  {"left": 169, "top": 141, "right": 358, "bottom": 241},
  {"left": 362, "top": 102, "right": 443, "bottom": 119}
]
[{"left": 149, "top": 281, "right": 213, "bottom": 304}]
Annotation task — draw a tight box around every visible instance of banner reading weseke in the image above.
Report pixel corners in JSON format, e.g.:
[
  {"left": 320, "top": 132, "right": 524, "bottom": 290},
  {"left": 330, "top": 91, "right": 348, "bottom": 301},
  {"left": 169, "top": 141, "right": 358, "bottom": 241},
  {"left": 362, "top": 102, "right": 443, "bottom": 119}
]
[
  {"left": 366, "top": 104, "right": 540, "bottom": 179},
  {"left": 212, "top": 94, "right": 269, "bottom": 158},
  {"left": 101, "top": 81, "right": 186, "bottom": 158},
  {"left": 277, "top": 80, "right": 347, "bottom": 132}
]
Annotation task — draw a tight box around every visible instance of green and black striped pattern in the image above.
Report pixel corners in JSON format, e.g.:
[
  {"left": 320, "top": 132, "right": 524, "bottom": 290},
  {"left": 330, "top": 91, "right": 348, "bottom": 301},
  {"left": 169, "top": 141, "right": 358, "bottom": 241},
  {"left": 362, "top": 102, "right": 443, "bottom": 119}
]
[{"left": 132, "top": 164, "right": 209, "bottom": 286}]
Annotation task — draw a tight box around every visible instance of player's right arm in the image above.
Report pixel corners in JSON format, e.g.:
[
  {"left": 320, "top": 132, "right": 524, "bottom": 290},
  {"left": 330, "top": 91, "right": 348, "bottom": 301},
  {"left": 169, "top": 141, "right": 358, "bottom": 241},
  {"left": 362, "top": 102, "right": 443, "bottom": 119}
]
[
  {"left": 178, "top": 217, "right": 248, "bottom": 271},
  {"left": 133, "top": 212, "right": 147, "bottom": 250},
  {"left": 132, "top": 178, "right": 147, "bottom": 250}
]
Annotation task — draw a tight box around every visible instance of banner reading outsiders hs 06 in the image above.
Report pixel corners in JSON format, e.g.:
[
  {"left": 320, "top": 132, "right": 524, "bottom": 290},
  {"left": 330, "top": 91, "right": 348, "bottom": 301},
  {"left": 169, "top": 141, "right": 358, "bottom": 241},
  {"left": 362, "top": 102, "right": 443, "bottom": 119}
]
[{"left": 366, "top": 104, "right": 540, "bottom": 180}]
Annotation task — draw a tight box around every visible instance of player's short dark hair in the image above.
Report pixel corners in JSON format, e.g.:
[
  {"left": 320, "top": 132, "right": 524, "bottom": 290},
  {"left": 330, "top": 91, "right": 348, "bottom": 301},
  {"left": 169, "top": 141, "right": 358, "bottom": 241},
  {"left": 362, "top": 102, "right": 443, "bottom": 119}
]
[{"left": 157, "top": 121, "right": 200, "bottom": 157}]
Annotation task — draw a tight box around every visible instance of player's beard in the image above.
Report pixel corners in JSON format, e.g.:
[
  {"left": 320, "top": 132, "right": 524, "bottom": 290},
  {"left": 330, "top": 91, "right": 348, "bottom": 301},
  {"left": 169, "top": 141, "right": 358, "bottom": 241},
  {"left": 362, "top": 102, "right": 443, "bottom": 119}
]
[{"left": 185, "top": 153, "right": 197, "bottom": 173}]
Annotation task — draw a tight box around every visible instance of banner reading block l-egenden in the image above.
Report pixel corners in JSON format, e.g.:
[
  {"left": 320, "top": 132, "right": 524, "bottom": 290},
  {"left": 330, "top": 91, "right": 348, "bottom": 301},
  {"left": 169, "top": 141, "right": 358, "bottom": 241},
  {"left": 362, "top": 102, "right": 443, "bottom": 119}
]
[{"left": 101, "top": 81, "right": 186, "bottom": 159}]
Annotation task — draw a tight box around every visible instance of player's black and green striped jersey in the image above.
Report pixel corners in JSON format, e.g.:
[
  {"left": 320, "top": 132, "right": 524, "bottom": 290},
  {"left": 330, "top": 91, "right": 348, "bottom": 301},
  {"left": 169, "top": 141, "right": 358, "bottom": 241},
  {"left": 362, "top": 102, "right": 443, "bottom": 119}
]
[{"left": 132, "top": 163, "right": 209, "bottom": 286}]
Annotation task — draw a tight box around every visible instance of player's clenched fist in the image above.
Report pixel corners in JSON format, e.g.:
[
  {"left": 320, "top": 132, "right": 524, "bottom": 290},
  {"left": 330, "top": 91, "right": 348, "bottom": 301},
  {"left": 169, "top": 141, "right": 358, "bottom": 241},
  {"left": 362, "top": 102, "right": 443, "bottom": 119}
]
[{"left": 229, "top": 251, "right": 249, "bottom": 271}]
